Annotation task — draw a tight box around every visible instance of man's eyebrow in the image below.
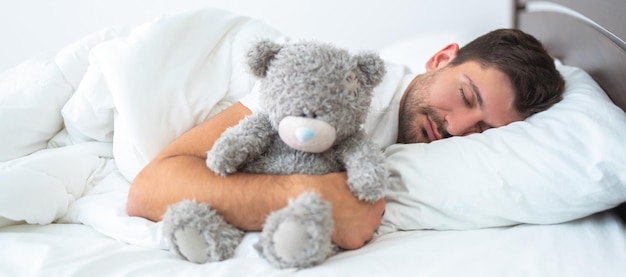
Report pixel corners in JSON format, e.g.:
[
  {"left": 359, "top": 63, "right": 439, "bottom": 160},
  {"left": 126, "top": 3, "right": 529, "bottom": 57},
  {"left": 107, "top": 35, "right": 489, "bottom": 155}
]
[{"left": 465, "top": 74, "right": 484, "bottom": 108}]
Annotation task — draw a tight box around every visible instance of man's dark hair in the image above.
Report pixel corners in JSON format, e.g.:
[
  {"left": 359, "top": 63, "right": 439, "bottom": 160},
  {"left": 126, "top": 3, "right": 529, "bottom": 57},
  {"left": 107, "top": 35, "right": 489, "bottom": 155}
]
[{"left": 449, "top": 28, "right": 565, "bottom": 118}]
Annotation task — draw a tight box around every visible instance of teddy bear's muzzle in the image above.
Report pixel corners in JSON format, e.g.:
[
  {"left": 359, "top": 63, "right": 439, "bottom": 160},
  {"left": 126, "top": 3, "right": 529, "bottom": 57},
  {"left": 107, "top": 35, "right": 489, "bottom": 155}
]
[{"left": 278, "top": 116, "right": 336, "bottom": 153}]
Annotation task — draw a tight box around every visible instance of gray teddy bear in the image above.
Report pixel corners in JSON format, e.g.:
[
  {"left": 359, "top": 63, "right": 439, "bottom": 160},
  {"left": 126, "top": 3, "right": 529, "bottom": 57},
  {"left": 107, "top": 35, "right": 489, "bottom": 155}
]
[{"left": 162, "top": 39, "right": 388, "bottom": 269}]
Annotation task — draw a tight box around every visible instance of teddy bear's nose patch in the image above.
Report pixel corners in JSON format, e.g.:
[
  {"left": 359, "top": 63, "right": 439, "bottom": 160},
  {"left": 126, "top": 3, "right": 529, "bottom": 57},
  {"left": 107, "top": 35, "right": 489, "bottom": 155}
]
[
  {"left": 295, "top": 127, "right": 315, "bottom": 143},
  {"left": 278, "top": 116, "right": 336, "bottom": 153}
]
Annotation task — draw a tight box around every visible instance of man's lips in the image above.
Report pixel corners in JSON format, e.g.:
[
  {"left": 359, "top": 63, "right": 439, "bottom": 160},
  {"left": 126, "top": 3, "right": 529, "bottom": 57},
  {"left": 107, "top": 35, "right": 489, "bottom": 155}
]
[{"left": 425, "top": 116, "right": 440, "bottom": 142}]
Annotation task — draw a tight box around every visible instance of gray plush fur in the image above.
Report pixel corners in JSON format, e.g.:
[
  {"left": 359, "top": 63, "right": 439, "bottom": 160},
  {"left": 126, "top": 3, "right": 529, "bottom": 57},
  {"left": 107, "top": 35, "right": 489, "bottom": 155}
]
[
  {"left": 162, "top": 39, "right": 388, "bottom": 269},
  {"left": 254, "top": 191, "right": 335, "bottom": 268},
  {"left": 162, "top": 200, "right": 245, "bottom": 263}
]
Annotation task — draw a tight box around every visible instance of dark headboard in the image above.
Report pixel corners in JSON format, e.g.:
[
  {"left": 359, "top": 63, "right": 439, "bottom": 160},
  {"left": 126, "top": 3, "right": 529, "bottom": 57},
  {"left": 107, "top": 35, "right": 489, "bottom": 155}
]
[
  {"left": 515, "top": 0, "right": 626, "bottom": 113},
  {"left": 514, "top": 0, "right": 626, "bottom": 221}
]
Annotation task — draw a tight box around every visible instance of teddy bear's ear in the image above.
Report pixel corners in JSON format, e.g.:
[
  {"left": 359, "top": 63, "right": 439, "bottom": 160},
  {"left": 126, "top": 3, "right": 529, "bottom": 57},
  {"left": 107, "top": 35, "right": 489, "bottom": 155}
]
[
  {"left": 247, "top": 39, "right": 283, "bottom": 78},
  {"left": 354, "top": 52, "right": 386, "bottom": 88}
]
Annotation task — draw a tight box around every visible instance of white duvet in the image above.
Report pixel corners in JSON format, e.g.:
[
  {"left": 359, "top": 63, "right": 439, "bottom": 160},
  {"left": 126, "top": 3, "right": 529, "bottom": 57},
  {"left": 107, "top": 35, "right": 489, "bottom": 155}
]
[{"left": 0, "top": 8, "right": 281, "bottom": 249}]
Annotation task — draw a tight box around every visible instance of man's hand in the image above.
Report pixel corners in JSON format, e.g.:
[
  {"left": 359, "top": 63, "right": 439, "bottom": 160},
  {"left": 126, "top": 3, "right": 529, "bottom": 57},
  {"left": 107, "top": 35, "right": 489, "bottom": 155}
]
[
  {"left": 304, "top": 172, "right": 386, "bottom": 250},
  {"left": 333, "top": 198, "right": 385, "bottom": 250}
]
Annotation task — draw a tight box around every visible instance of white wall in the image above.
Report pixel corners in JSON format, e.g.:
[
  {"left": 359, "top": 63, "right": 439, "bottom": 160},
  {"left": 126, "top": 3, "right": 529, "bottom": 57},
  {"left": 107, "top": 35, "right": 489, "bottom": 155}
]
[{"left": 0, "top": 0, "right": 512, "bottom": 72}]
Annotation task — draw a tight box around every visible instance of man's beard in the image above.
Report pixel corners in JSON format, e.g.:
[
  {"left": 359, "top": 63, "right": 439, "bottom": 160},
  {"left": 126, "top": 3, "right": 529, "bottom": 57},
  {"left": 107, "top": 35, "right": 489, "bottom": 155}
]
[{"left": 398, "top": 71, "right": 451, "bottom": 143}]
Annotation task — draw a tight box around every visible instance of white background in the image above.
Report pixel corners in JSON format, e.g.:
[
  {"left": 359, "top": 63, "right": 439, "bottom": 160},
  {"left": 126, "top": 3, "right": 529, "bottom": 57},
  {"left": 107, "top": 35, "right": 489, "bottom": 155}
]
[{"left": 0, "top": 0, "right": 512, "bottom": 72}]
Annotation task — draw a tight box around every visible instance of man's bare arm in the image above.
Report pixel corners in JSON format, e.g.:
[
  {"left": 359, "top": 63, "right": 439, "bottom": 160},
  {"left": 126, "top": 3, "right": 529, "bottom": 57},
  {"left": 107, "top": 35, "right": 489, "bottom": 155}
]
[{"left": 127, "top": 102, "right": 384, "bottom": 249}]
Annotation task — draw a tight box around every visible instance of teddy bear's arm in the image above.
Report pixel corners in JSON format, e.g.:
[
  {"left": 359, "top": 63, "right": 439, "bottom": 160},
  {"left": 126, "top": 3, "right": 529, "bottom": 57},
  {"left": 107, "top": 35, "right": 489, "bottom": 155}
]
[
  {"left": 338, "top": 133, "right": 388, "bottom": 203},
  {"left": 206, "top": 113, "right": 274, "bottom": 176}
]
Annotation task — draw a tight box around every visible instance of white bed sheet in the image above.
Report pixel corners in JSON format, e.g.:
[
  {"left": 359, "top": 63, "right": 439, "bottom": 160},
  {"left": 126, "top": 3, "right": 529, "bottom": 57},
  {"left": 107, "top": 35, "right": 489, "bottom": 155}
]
[{"left": 2, "top": 211, "right": 625, "bottom": 277}]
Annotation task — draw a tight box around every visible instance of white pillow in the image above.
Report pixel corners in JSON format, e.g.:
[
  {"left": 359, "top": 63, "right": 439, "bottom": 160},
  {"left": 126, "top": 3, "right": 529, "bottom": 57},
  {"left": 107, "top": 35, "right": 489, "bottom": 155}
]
[{"left": 379, "top": 63, "right": 626, "bottom": 233}]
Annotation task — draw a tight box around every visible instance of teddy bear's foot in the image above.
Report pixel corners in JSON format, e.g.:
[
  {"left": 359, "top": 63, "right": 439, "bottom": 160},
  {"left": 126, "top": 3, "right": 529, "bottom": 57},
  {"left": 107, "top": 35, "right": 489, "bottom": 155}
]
[
  {"left": 255, "top": 192, "right": 335, "bottom": 268},
  {"left": 162, "top": 200, "right": 244, "bottom": 263}
]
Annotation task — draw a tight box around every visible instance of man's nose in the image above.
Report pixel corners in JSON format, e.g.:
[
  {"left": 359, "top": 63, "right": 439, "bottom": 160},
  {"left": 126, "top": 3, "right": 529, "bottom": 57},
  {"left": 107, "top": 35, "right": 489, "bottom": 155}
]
[{"left": 445, "top": 110, "right": 482, "bottom": 136}]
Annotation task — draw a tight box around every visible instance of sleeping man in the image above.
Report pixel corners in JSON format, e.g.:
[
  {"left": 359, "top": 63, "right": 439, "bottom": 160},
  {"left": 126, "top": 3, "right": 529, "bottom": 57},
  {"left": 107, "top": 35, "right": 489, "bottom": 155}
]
[{"left": 127, "top": 28, "right": 565, "bottom": 250}]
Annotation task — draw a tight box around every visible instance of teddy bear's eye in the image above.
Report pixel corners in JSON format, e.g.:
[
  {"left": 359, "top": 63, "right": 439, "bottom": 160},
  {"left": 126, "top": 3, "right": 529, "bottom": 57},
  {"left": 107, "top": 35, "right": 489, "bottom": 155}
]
[{"left": 299, "top": 112, "right": 318, "bottom": 119}]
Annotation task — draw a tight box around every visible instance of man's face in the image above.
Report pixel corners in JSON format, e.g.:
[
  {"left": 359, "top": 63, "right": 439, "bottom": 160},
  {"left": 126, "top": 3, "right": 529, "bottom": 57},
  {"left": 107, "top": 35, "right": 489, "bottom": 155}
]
[{"left": 398, "top": 60, "right": 523, "bottom": 144}]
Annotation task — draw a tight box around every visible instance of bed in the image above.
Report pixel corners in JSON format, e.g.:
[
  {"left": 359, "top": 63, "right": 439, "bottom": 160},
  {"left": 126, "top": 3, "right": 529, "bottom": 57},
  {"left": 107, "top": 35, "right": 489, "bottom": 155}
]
[{"left": 1, "top": 0, "right": 625, "bottom": 276}]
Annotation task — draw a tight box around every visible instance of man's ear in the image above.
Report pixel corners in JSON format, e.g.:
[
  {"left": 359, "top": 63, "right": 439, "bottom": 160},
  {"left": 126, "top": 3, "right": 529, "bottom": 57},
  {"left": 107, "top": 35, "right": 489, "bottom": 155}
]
[{"left": 425, "top": 43, "right": 459, "bottom": 72}]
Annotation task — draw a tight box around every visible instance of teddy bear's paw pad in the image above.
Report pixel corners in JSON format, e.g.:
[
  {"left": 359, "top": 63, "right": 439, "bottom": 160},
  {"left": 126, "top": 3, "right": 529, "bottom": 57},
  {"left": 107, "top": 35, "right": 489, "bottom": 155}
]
[
  {"left": 174, "top": 227, "right": 210, "bottom": 263},
  {"left": 257, "top": 192, "right": 334, "bottom": 268},
  {"left": 259, "top": 218, "right": 333, "bottom": 268},
  {"left": 162, "top": 200, "right": 244, "bottom": 263},
  {"left": 272, "top": 221, "right": 314, "bottom": 263}
]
